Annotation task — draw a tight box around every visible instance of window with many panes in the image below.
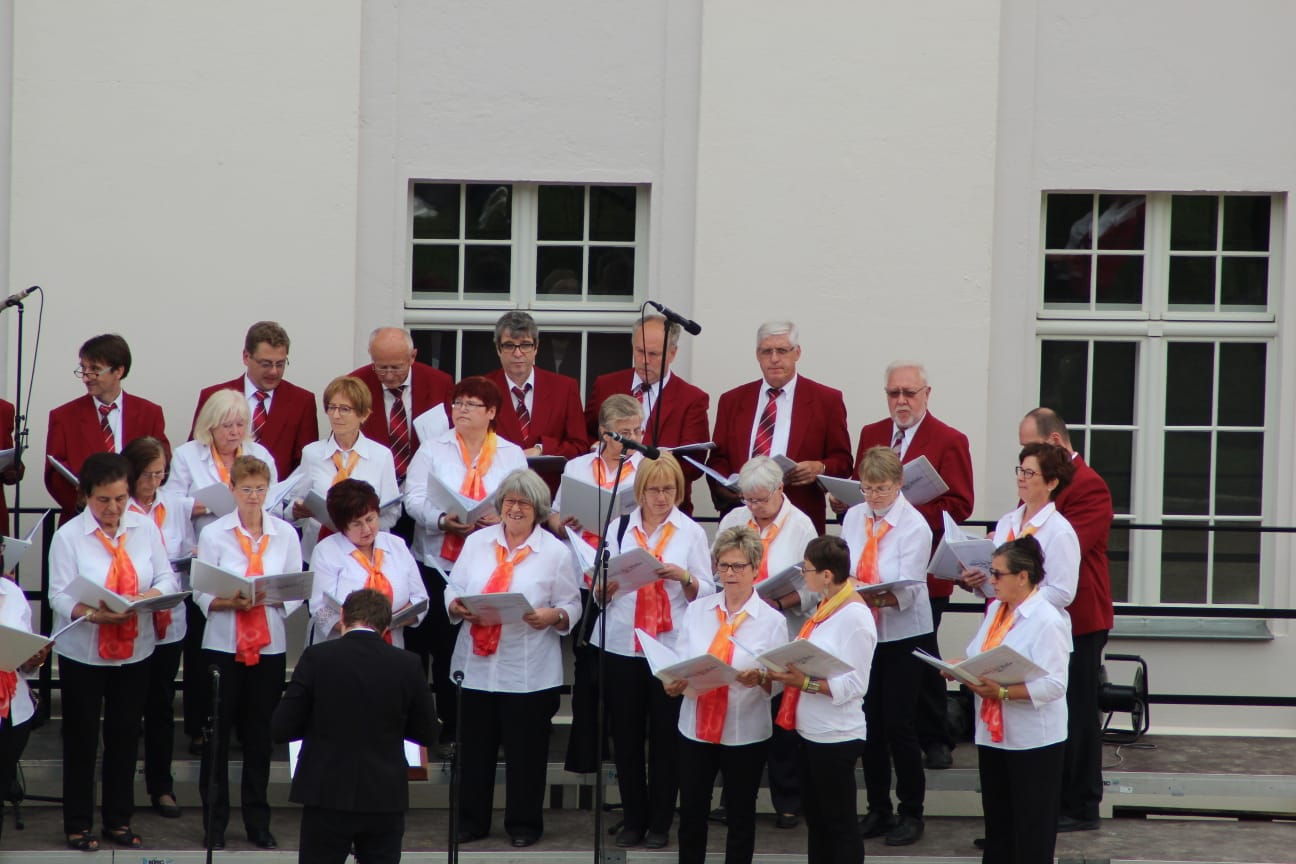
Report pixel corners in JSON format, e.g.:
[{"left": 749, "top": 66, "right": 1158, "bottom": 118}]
[{"left": 1037, "top": 192, "right": 1280, "bottom": 606}]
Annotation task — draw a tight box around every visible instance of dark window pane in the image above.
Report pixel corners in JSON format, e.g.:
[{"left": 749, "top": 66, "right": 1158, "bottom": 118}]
[
  {"left": 586, "top": 331, "right": 629, "bottom": 401},
  {"left": 412, "top": 183, "right": 460, "bottom": 240},
  {"left": 1222, "top": 195, "right": 1270, "bottom": 252},
  {"left": 1094, "top": 255, "right": 1142, "bottom": 305},
  {"left": 1170, "top": 195, "right": 1217, "bottom": 251},
  {"left": 1069, "top": 429, "right": 1086, "bottom": 458},
  {"left": 1220, "top": 257, "right": 1268, "bottom": 307},
  {"left": 536, "top": 246, "right": 583, "bottom": 296},
  {"left": 1038, "top": 340, "right": 1088, "bottom": 424},
  {"left": 1162, "top": 431, "right": 1210, "bottom": 515},
  {"left": 1214, "top": 431, "right": 1263, "bottom": 517},
  {"left": 1217, "top": 342, "right": 1266, "bottom": 427},
  {"left": 1096, "top": 195, "right": 1145, "bottom": 250},
  {"left": 459, "top": 330, "right": 498, "bottom": 379},
  {"left": 589, "top": 185, "right": 637, "bottom": 242},
  {"left": 535, "top": 330, "right": 584, "bottom": 381},
  {"left": 1089, "top": 430, "right": 1132, "bottom": 514},
  {"left": 464, "top": 184, "right": 512, "bottom": 240},
  {"left": 408, "top": 333, "right": 458, "bottom": 379},
  {"left": 1164, "top": 343, "right": 1213, "bottom": 426},
  {"left": 1167, "top": 256, "right": 1215, "bottom": 306},
  {"left": 1043, "top": 254, "right": 1091, "bottom": 305},
  {"left": 411, "top": 245, "right": 458, "bottom": 295},
  {"left": 1211, "top": 527, "right": 1260, "bottom": 604},
  {"left": 538, "top": 185, "right": 583, "bottom": 241},
  {"left": 589, "top": 247, "right": 635, "bottom": 297},
  {"left": 463, "top": 245, "right": 510, "bottom": 295},
  {"left": 1044, "top": 193, "right": 1094, "bottom": 250},
  {"left": 1091, "top": 342, "right": 1137, "bottom": 425},
  {"left": 1108, "top": 523, "right": 1130, "bottom": 603},
  {"left": 1160, "top": 522, "right": 1208, "bottom": 603}
]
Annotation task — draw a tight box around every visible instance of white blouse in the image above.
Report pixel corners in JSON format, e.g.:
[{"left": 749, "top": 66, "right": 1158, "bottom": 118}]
[
  {"left": 0, "top": 577, "right": 38, "bottom": 726},
  {"left": 717, "top": 494, "right": 820, "bottom": 638},
  {"left": 163, "top": 438, "right": 280, "bottom": 539},
  {"left": 552, "top": 451, "right": 643, "bottom": 523},
  {"left": 988, "top": 502, "right": 1081, "bottom": 610},
  {"left": 288, "top": 433, "right": 401, "bottom": 562},
  {"left": 308, "top": 531, "right": 428, "bottom": 649},
  {"left": 129, "top": 490, "right": 195, "bottom": 646},
  {"left": 791, "top": 599, "right": 877, "bottom": 744},
  {"left": 842, "top": 492, "right": 933, "bottom": 643}
]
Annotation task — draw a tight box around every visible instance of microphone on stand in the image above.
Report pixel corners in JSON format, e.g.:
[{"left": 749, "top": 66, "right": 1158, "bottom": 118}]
[
  {"left": 1, "top": 286, "right": 38, "bottom": 309},
  {"left": 602, "top": 430, "right": 661, "bottom": 460},
  {"left": 646, "top": 300, "right": 702, "bottom": 336}
]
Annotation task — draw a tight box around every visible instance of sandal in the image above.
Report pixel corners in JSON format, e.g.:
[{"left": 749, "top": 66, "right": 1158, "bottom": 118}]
[
  {"left": 101, "top": 826, "right": 143, "bottom": 848},
  {"left": 65, "top": 831, "right": 100, "bottom": 852}
]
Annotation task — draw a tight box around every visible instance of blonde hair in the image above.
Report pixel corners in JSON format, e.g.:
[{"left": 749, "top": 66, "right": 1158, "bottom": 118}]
[
  {"left": 323, "top": 375, "right": 372, "bottom": 418},
  {"left": 634, "top": 452, "right": 686, "bottom": 507},
  {"left": 858, "top": 446, "right": 903, "bottom": 485},
  {"left": 193, "top": 390, "right": 253, "bottom": 446}
]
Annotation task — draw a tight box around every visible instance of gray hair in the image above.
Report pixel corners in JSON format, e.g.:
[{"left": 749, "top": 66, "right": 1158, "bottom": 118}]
[
  {"left": 494, "top": 310, "right": 539, "bottom": 344},
  {"left": 737, "top": 455, "right": 785, "bottom": 496},
  {"left": 884, "top": 360, "right": 929, "bottom": 387},
  {"left": 756, "top": 320, "right": 799, "bottom": 349},
  {"left": 712, "top": 525, "right": 764, "bottom": 571},
  {"left": 368, "top": 327, "right": 415, "bottom": 352},
  {"left": 193, "top": 389, "right": 254, "bottom": 447},
  {"left": 634, "top": 312, "right": 681, "bottom": 351},
  {"left": 492, "top": 468, "right": 553, "bottom": 521},
  {"left": 598, "top": 393, "right": 643, "bottom": 430}
]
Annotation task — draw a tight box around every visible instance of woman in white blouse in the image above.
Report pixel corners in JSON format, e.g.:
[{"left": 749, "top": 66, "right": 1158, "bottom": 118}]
[
  {"left": 445, "top": 469, "right": 580, "bottom": 848},
  {"left": 194, "top": 455, "right": 303, "bottom": 852},
  {"left": 594, "top": 452, "right": 713, "bottom": 850},
  {"left": 665, "top": 526, "right": 785, "bottom": 864},
  {"left": 288, "top": 376, "right": 400, "bottom": 562},
  {"left": 308, "top": 478, "right": 427, "bottom": 648},
  {"left": 843, "top": 447, "right": 933, "bottom": 847},
  {"left": 49, "top": 452, "right": 178, "bottom": 852},
  {"left": 956, "top": 536, "right": 1070, "bottom": 864},
  {"left": 0, "top": 566, "right": 50, "bottom": 848}
]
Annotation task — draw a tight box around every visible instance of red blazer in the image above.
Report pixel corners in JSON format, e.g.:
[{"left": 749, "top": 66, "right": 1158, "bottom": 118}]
[
  {"left": 191, "top": 377, "right": 318, "bottom": 480},
  {"left": 46, "top": 392, "right": 170, "bottom": 523},
  {"left": 585, "top": 369, "right": 710, "bottom": 514},
  {"left": 709, "top": 376, "right": 853, "bottom": 534},
  {"left": 348, "top": 362, "right": 453, "bottom": 454},
  {"left": 1055, "top": 454, "right": 1114, "bottom": 635},
  {"left": 0, "top": 399, "right": 15, "bottom": 533},
  {"left": 855, "top": 412, "right": 974, "bottom": 598},
  {"left": 487, "top": 368, "right": 589, "bottom": 493}
]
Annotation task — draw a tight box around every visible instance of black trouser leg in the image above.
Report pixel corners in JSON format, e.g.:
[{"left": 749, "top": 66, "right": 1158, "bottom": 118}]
[
  {"left": 417, "top": 564, "right": 460, "bottom": 740},
  {"left": 181, "top": 596, "right": 208, "bottom": 739},
  {"left": 456, "top": 687, "right": 501, "bottom": 838},
  {"left": 915, "top": 594, "right": 953, "bottom": 750},
  {"left": 605, "top": 652, "right": 680, "bottom": 834},
  {"left": 500, "top": 688, "right": 560, "bottom": 839},
  {"left": 237, "top": 652, "right": 284, "bottom": 835},
  {"left": 801, "top": 736, "right": 864, "bottom": 864},
  {"left": 58, "top": 656, "right": 104, "bottom": 834},
  {"left": 677, "top": 736, "right": 774, "bottom": 864},
  {"left": 766, "top": 692, "right": 801, "bottom": 815},
  {"left": 862, "top": 637, "right": 926, "bottom": 818},
  {"left": 99, "top": 658, "right": 150, "bottom": 830},
  {"left": 143, "top": 639, "right": 183, "bottom": 797},
  {"left": 980, "top": 742, "right": 1065, "bottom": 864},
  {"left": 0, "top": 714, "right": 30, "bottom": 842},
  {"left": 677, "top": 737, "right": 721, "bottom": 864},
  {"left": 1061, "top": 629, "right": 1107, "bottom": 821}
]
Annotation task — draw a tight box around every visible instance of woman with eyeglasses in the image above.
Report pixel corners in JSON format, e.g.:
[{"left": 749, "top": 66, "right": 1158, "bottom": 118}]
[
  {"left": 307, "top": 478, "right": 427, "bottom": 647},
  {"left": 285, "top": 375, "right": 400, "bottom": 563},
  {"left": 445, "top": 469, "right": 580, "bottom": 847},
  {"left": 842, "top": 446, "right": 933, "bottom": 847},
  {"left": 594, "top": 452, "right": 713, "bottom": 850},
  {"left": 194, "top": 455, "right": 303, "bottom": 851}
]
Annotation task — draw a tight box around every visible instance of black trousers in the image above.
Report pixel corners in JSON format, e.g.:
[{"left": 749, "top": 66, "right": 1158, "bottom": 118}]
[
  {"left": 405, "top": 563, "right": 459, "bottom": 741},
  {"left": 978, "top": 741, "right": 1065, "bottom": 864},
  {"left": 1061, "top": 629, "right": 1107, "bottom": 821},
  {"left": 143, "top": 639, "right": 184, "bottom": 797},
  {"left": 58, "top": 654, "right": 150, "bottom": 833},
  {"left": 678, "top": 736, "right": 768, "bottom": 864},
  {"left": 300, "top": 805, "right": 405, "bottom": 864},
  {"left": 765, "top": 691, "right": 801, "bottom": 815},
  {"left": 199, "top": 650, "right": 285, "bottom": 837},
  {"left": 181, "top": 596, "right": 208, "bottom": 738},
  {"left": 800, "top": 736, "right": 865, "bottom": 864},
  {"left": 0, "top": 714, "right": 32, "bottom": 842},
  {"left": 915, "top": 594, "right": 953, "bottom": 749},
  {"left": 862, "top": 636, "right": 926, "bottom": 819},
  {"left": 563, "top": 597, "right": 605, "bottom": 774},
  {"left": 604, "top": 652, "right": 681, "bottom": 834},
  {"left": 457, "top": 687, "right": 560, "bottom": 840}
]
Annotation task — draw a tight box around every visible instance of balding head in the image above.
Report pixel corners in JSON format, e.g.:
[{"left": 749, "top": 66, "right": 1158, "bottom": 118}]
[
  {"left": 368, "top": 327, "right": 417, "bottom": 389},
  {"left": 1019, "top": 407, "right": 1073, "bottom": 452}
]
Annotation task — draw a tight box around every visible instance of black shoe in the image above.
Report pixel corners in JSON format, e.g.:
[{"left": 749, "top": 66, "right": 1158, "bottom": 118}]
[
  {"left": 614, "top": 827, "right": 644, "bottom": 848},
  {"left": 247, "top": 829, "right": 278, "bottom": 849},
  {"left": 1057, "top": 815, "right": 1100, "bottom": 832},
  {"left": 884, "top": 815, "right": 924, "bottom": 846},
  {"left": 924, "top": 742, "right": 953, "bottom": 769},
  {"left": 203, "top": 833, "right": 226, "bottom": 851},
  {"left": 188, "top": 735, "right": 205, "bottom": 756},
  {"left": 151, "top": 793, "right": 182, "bottom": 818},
  {"left": 708, "top": 807, "right": 728, "bottom": 824},
  {"left": 510, "top": 833, "right": 540, "bottom": 848},
  {"left": 858, "top": 810, "right": 896, "bottom": 839},
  {"left": 455, "top": 829, "right": 485, "bottom": 844},
  {"left": 775, "top": 812, "right": 800, "bottom": 829},
  {"left": 643, "top": 830, "right": 669, "bottom": 849},
  {"left": 973, "top": 837, "right": 986, "bottom": 849}
]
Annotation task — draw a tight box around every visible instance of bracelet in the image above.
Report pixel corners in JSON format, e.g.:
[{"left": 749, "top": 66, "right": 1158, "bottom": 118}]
[
  {"left": 437, "top": 514, "right": 447, "bottom": 531},
  {"left": 806, "top": 679, "right": 821, "bottom": 694},
  {"left": 759, "top": 667, "right": 768, "bottom": 685},
  {"left": 681, "top": 571, "right": 691, "bottom": 587},
  {"left": 998, "top": 685, "right": 1009, "bottom": 702},
  {"left": 800, "top": 675, "right": 811, "bottom": 692},
  {"left": 775, "top": 598, "right": 783, "bottom": 611}
]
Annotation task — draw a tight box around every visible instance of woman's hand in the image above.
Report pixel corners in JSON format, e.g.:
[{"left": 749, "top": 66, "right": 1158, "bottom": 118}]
[
  {"left": 522, "top": 607, "right": 561, "bottom": 630},
  {"left": 863, "top": 589, "right": 897, "bottom": 610},
  {"left": 656, "top": 563, "right": 688, "bottom": 584},
  {"left": 562, "top": 515, "right": 583, "bottom": 532},
  {"left": 967, "top": 675, "right": 1003, "bottom": 701},
  {"left": 93, "top": 603, "right": 136, "bottom": 626},
  {"left": 442, "top": 515, "right": 475, "bottom": 536},
  {"left": 448, "top": 598, "right": 479, "bottom": 623},
  {"left": 20, "top": 644, "right": 50, "bottom": 674},
  {"left": 192, "top": 502, "right": 210, "bottom": 517},
  {"left": 290, "top": 500, "right": 312, "bottom": 521},
  {"left": 594, "top": 579, "right": 620, "bottom": 604},
  {"left": 765, "top": 663, "right": 804, "bottom": 689},
  {"left": 959, "top": 567, "right": 988, "bottom": 590},
  {"left": 662, "top": 679, "right": 688, "bottom": 698},
  {"left": 735, "top": 668, "right": 765, "bottom": 689},
  {"left": 475, "top": 512, "right": 501, "bottom": 528}
]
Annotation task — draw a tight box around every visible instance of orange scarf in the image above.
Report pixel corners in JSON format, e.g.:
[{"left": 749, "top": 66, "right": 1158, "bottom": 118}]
[
  {"left": 93, "top": 529, "right": 140, "bottom": 660},
  {"left": 855, "top": 516, "right": 891, "bottom": 622},
  {"left": 631, "top": 522, "right": 676, "bottom": 652},
  {"left": 1005, "top": 522, "right": 1039, "bottom": 543},
  {"left": 747, "top": 515, "right": 784, "bottom": 583},
  {"left": 131, "top": 501, "right": 173, "bottom": 640},
  {"left": 351, "top": 547, "right": 394, "bottom": 644},
  {"left": 695, "top": 605, "right": 748, "bottom": 743},
  {"left": 979, "top": 601, "right": 1017, "bottom": 742},
  {"left": 232, "top": 529, "right": 272, "bottom": 666},
  {"left": 210, "top": 444, "right": 240, "bottom": 485},
  {"left": 470, "top": 542, "right": 531, "bottom": 656},
  {"left": 0, "top": 671, "right": 15, "bottom": 719},
  {"left": 331, "top": 450, "right": 360, "bottom": 486},
  {"left": 775, "top": 582, "right": 860, "bottom": 730},
  {"left": 439, "top": 432, "right": 497, "bottom": 563}
]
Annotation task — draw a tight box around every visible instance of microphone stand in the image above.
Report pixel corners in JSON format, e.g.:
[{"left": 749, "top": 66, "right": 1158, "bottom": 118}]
[
  {"left": 447, "top": 670, "right": 465, "bottom": 864},
  {"left": 10, "top": 298, "right": 25, "bottom": 538},
  {"left": 204, "top": 666, "right": 222, "bottom": 864}
]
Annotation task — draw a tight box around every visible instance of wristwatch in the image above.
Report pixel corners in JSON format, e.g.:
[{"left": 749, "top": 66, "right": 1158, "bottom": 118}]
[{"left": 806, "top": 679, "right": 822, "bottom": 694}]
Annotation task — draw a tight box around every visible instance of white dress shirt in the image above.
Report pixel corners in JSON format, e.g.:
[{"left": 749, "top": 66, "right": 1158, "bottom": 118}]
[
  {"left": 94, "top": 394, "right": 124, "bottom": 452},
  {"left": 243, "top": 374, "right": 276, "bottom": 417},
  {"left": 988, "top": 502, "right": 1081, "bottom": 610},
  {"left": 288, "top": 433, "right": 401, "bottom": 561},
  {"left": 746, "top": 373, "right": 798, "bottom": 458},
  {"left": 891, "top": 412, "right": 926, "bottom": 460},
  {"left": 307, "top": 531, "right": 428, "bottom": 649},
  {"left": 445, "top": 523, "right": 582, "bottom": 694},
  {"left": 553, "top": 450, "right": 643, "bottom": 522},
  {"left": 842, "top": 493, "right": 933, "bottom": 642},
  {"left": 411, "top": 406, "right": 450, "bottom": 450},
  {"left": 194, "top": 511, "right": 303, "bottom": 656},
  {"left": 590, "top": 506, "right": 715, "bottom": 657},
  {"left": 965, "top": 589, "right": 1071, "bottom": 750},
  {"left": 502, "top": 369, "right": 536, "bottom": 417},
  {"left": 49, "top": 509, "right": 179, "bottom": 667},
  {"left": 402, "top": 429, "right": 527, "bottom": 572},
  {"left": 129, "top": 490, "right": 195, "bottom": 646},
  {"left": 163, "top": 438, "right": 281, "bottom": 538},
  {"left": 0, "top": 576, "right": 39, "bottom": 726},
  {"left": 629, "top": 372, "right": 672, "bottom": 432},
  {"left": 717, "top": 493, "right": 820, "bottom": 638},
  {"left": 675, "top": 590, "right": 786, "bottom": 746},
  {"left": 792, "top": 599, "right": 876, "bottom": 744},
  {"left": 379, "top": 369, "right": 415, "bottom": 437}
]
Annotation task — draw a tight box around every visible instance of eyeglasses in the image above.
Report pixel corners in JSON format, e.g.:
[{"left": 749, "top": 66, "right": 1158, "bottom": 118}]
[
  {"left": 757, "top": 346, "right": 795, "bottom": 359},
  {"left": 797, "top": 565, "right": 825, "bottom": 576},
  {"left": 137, "top": 470, "right": 166, "bottom": 481},
  {"left": 250, "top": 358, "right": 289, "bottom": 371},
  {"left": 860, "top": 484, "right": 896, "bottom": 497},
  {"left": 73, "top": 366, "right": 112, "bottom": 380},
  {"left": 451, "top": 400, "right": 487, "bottom": 411},
  {"left": 741, "top": 493, "right": 774, "bottom": 507},
  {"left": 884, "top": 387, "right": 926, "bottom": 399},
  {"left": 325, "top": 404, "right": 356, "bottom": 415},
  {"left": 987, "top": 568, "right": 1016, "bottom": 581},
  {"left": 498, "top": 341, "right": 537, "bottom": 354},
  {"left": 500, "top": 497, "right": 535, "bottom": 511},
  {"left": 1014, "top": 466, "right": 1040, "bottom": 480},
  {"left": 643, "top": 485, "right": 676, "bottom": 498},
  {"left": 372, "top": 364, "right": 408, "bottom": 376},
  {"left": 607, "top": 427, "right": 642, "bottom": 440},
  {"left": 715, "top": 562, "right": 753, "bottom": 574},
  {"left": 235, "top": 486, "right": 268, "bottom": 497}
]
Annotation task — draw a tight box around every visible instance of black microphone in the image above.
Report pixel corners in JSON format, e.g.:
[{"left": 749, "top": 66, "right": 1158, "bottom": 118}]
[
  {"left": 1, "top": 286, "right": 37, "bottom": 309},
  {"left": 452, "top": 671, "right": 464, "bottom": 685},
  {"left": 209, "top": 664, "right": 221, "bottom": 682},
  {"left": 602, "top": 430, "right": 661, "bottom": 460},
  {"left": 646, "top": 300, "right": 702, "bottom": 336}
]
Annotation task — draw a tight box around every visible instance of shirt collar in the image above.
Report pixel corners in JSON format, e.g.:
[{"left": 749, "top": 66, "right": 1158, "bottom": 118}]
[
  {"left": 763, "top": 373, "right": 798, "bottom": 399},
  {"left": 505, "top": 368, "right": 536, "bottom": 393},
  {"left": 864, "top": 492, "right": 908, "bottom": 527},
  {"left": 493, "top": 522, "right": 545, "bottom": 554}
]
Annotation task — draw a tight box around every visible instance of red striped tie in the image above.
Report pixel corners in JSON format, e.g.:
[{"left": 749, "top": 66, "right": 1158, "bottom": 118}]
[
  {"left": 511, "top": 385, "right": 532, "bottom": 444},
  {"left": 99, "top": 403, "right": 116, "bottom": 452},
  {"left": 751, "top": 388, "right": 781, "bottom": 457},
  {"left": 252, "top": 390, "right": 269, "bottom": 441},
  {"left": 388, "top": 386, "right": 412, "bottom": 483},
  {"left": 892, "top": 428, "right": 904, "bottom": 455}
]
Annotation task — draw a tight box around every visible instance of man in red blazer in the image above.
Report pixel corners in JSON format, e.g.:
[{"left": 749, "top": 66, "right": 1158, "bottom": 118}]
[
  {"left": 485, "top": 312, "right": 588, "bottom": 496},
  {"left": 46, "top": 334, "right": 170, "bottom": 523},
  {"left": 708, "top": 321, "right": 852, "bottom": 534},
  {"left": 190, "top": 321, "right": 318, "bottom": 480},
  {"left": 840, "top": 362, "right": 974, "bottom": 769},
  {"left": 1020, "top": 407, "right": 1114, "bottom": 833},
  {"left": 584, "top": 313, "right": 710, "bottom": 514}
]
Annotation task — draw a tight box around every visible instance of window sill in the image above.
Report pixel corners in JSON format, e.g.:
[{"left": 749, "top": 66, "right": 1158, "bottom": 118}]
[{"left": 1110, "top": 617, "right": 1273, "bottom": 641}]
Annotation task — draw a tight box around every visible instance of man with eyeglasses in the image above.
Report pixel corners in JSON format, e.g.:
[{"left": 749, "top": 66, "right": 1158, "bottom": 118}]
[
  {"left": 708, "top": 321, "right": 852, "bottom": 534},
  {"left": 46, "top": 333, "right": 170, "bottom": 523},
  {"left": 485, "top": 311, "right": 588, "bottom": 496},
  {"left": 190, "top": 321, "right": 317, "bottom": 480},
  {"left": 840, "top": 361, "right": 974, "bottom": 772}
]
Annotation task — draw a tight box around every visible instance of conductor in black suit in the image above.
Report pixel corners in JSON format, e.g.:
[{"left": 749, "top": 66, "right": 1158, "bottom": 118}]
[{"left": 272, "top": 589, "right": 437, "bottom": 864}]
